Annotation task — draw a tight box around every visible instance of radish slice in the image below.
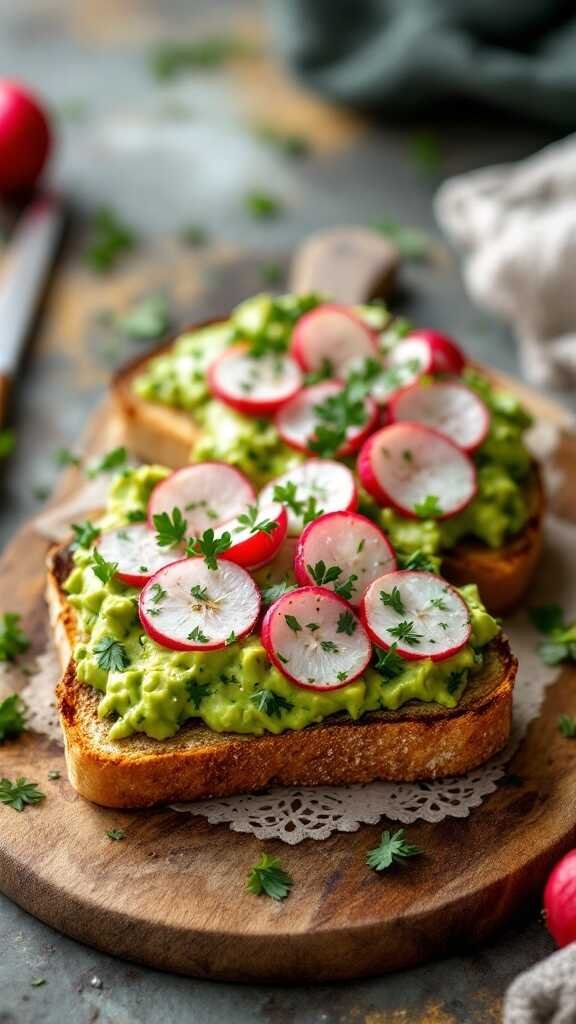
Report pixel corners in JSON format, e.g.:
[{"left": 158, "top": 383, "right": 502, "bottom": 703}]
[
  {"left": 361, "top": 570, "right": 471, "bottom": 661},
  {"left": 260, "top": 459, "right": 357, "bottom": 536},
  {"left": 276, "top": 381, "right": 379, "bottom": 457},
  {"left": 214, "top": 500, "right": 287, "bottom": 569},
  {"left": 294, "top": 511, "right": 397, "bottom": 606},
  {"left": 261, "top": 586, "right": 371, "bottom": 690},
  {"left": 148, "top": 463, "right": 255, "bottom": 535},
  {"left": 407, "top": 329, "right": 466, "bottom": 375},
  {"left": 97, "top": 524, "right": 185, "bottom": 587},
  {"left": 139, "top": 558, "right": 260, "bottom": 651},
  {"left": 208, "top": 343, "right": 302, "bottom": 416},
  {"left": 291, "top": 304, "right": 378, "bottom": 376},
  {"left": 389, "top": 381, "right": 490, "bottom": 452},
  {"left": 388, "top": 337, "right": 433, "bottom": 375},
  {"left": 357, "top": 423, "right": 476, "bottom": 519}
]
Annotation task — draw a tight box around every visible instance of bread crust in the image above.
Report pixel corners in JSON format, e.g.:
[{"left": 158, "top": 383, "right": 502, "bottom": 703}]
[{"left": 48, "top": 546, "right": 516, "bottom": 809}]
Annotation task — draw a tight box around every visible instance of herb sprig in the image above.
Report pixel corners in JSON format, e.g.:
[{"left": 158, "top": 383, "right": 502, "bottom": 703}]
[
  {"left": 247, "top": 853, "right": 293, "bottom": 901},
  {"left": 0, "top": 777, "right": 45, "bottom": 812},
  {"left": 366, "top": 829, "right": 422, "bottom": 872}
]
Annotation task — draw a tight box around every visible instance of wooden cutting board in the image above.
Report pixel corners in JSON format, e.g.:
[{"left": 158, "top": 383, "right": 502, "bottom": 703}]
[{"left": 1, "top": 233, "right": 576, "bottom": 983}]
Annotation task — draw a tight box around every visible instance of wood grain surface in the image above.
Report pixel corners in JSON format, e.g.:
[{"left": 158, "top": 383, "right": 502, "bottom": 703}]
[{"left": 0, "top": 365, "right": 575, "bottom": 982}]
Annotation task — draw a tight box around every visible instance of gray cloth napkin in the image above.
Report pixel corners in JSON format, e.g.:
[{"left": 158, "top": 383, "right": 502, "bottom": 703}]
[
  {"left": 504, "top": 943, "right": 576, "bottom": 1023},
  {"left": 435, "top": 135, "right": 576, "bottom": 388}
]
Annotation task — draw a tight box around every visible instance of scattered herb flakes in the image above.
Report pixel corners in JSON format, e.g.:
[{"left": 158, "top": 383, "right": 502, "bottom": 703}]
[
  {"left": 307, "top": 561, "right": 342, "bottom": 587},
  {"left": 71, "top": 520, "right": 101, "bottom": 550},
  {"left": 261, "top": 580, "right": 297, "bottom": 607},
  {"left": 366, "top": 829, "right": 422, "bottom": 872},
  {"left": 398, "top": 549, "right": 439, "bottom": 573},
  {"left": 0, "top": 693, "right": 26, "bottom": 742},
  {"left": 47, "top": 769, "right": 61, "bottom": 781},
  {"left": 372, "top": 217, "right": 433, "bottom": 262},
  {"left": 413, "top": 494, "right": 442, "bottom": 519},
  {"left": 86, "top": 446, "right": 127, "bottom": 478},
  {"left": 530, "top": 604, "right": 576, "bottom": 666},
  {"left": 117, "top": 294, "right": 170, "bottom": 341},
  {"left": 334, "top": 574, "right": 358, "bottom": 602},
  {"left": 127, "top": 508, "right": 147, "bottom": 523},
  {"left": 187, "top": 680, "right": 211, "bottom": 708},
  {"left": 0, "top": 613, "right": 30, "bottom": 662},
  {"left": 380, "top": 586, "right": 405, "bottom": 616},
  {"left": 284, "top": 614, "right": 302, "bottom": 633},
  {"left": 93, "top": 636, "right": 130, "bottom": 672},
  {"left": 0, "top": 428, "right": 15, "bottom": 458},
  {"left": 149, "top": 582, "right": 167, "bottom": 605},
  {"left": 186, "top": 528, "right": 232, "bottom": 570},
  {"left": 308, "top": 380, "right": 369, "bottom": 458},
  {"left": 90, "top": 549, "right": 118, "bottom": 585},
  {"left": 250, "top": 688, "right": 294, "bottom": 718},
  {"left": 337, "top": 610, "right": 357, "bottom": 636},
  {"left": 320, "top": 640, "right": 339, "bottom": 654},
  {"left": 373, "top": 643, "right": 405, "bottom": 680},
  {"left": 149, "top": 36, "right": 250, "bottom": 80},
  {"left": 236, "top": 504, "right": 277, "bottom": 536},
  {"left": 0, "top": 777, "right": 45, "bottom": 812},
  {"left": 153, "top": 507, "right": 187, "bottom": 548},
  {"left": 407, "top": 131, "right": 443, "bottom": 176},
  {"left": 31, "top": 977, "right": 46, "bottom": 988},
  {"left": 106, "top": 828, "right": 125, "bottom": 841},
  {"left": 558, "top": 714, "right": 576, "bottom": 738},
  {"left": 187, "top": 625, "right": 210, "bottom": 644},
  {"left": 85, "top": 208, "right": 136, "bottom": 273},
  {"left": 247, "top": 853, "right": 293, "bottom": 901},
  {"left": 244, "top": 190, "right": 283, "bottom": 220},
  {"left": 180, "top": 224, "right": 208, "bottom": 247}
]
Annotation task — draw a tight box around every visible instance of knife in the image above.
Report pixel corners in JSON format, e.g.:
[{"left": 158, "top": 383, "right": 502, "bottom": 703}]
[{"left": 0, "top": 191, "right": 65, "bottom": 423}]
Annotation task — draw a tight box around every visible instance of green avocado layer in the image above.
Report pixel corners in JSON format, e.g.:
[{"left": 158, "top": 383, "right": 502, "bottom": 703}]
[{"left": 65, "top": 466, "right": 499, "bottom": 742}]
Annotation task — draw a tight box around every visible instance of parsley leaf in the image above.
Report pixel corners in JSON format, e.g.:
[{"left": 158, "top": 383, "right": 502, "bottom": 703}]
[
  {"left": 187, "top": 680, "right": 212, "bottom": 708},
  {"left": 86, "top": 446, "right": 127, "bottom": 478},
  {"left": 308, "top": 382, "right": 368, "bottom": 458},
  {"left": 337, "top": 610, "right": 357, "bottom": 636},
  {"left": 0, "top": 613, "right": 30, "bottom": 662},
  {"left": 387, "top": 620, "right": 422, "bottom": 646},
  {"left": 413, "top": 494, "right": 442, "bottom": 519},
  {"left": 334, "top": 574, "right": 358, "bottom": 602},
  {"left": 530, "top": 604, "right": 565, "bottom": 635},
  {"left": 261, "top": 579, "right": 297, "bottom": 606},
  {"left": 380, "top": 586, "right": 405, "bottom": 616},
  {"left": 302, "top": 495, "right": 324, "bottom": 525},
  {"left": 153, "top": 507, "right": 187, "bottom": 547},
  {"left": 320, "top": 640, "right": 339, "bottom": 654},
  {"left": 106, "top": 828, "right": 125, "bottom": 841},
  {"left": 247, "top": 853, "right": 293, "bottom": 901},
  {"left": 0, "top": 777, "right": 45, "bottom": 812},
  {"left": 190, "top": 584, "right": 210, "bottom": 603},
  {"left": 366, "top": 829, "right": 422, "bottom": 872},
  {"left": 149, "top": 582, "right": 167, "bottom": 605},
  {"left": 307, "top": 561, "right": 342, "bottom": 586},
  {"left": 117, "top": 294, "right": 170, "bottom": 340},
  {"left": 187, "top": 625, "right": 210, "bottom": 644},
  {"left": 85, "top": 208, "right": 136, "bottom": 273},
  {"left": 186, "top": 528, "right": 232, "bottom": 570},
  {"left": 0, "top": 428, "right": 15, "bottom": 458},
  {"left": 373, "top": 643, "right": 405, "bottom": 680},
  {"left": 284, "top": 615, "right": 302, "bottom": 633},
  {"left": 372, "top": 217, "right": 433, "bottom": 263},
  {"left": 558, "top": 714, "right": 576, "bottom": 738},
  {"left": 272, "top": 481, "right": 302, "bottom": 515},
  {"left": 250, "top": 689, "right": 294, "bottom": 717},
  {"left": 236, "top": 504, "right": 278, "bottom": 535},
  {"left": 55, "top": 447, "right": 81, "bottom": 468},
  {"left": 0, "top": 694, "right": 26, "bottom": 742},
  {"left": 530, "top": 604, "right": 576, "bottom": 666},
  {"left": 90, "top": 548, "right": 118, "bottom": 585},
  {"left": 244, "top": 190, "right": 282, "bottom": 220},
  {"left": 93, "top": 636, "right": 130, "bottom": 672},
  {"left": 398, "top": 549, "right": 439, "bottom": 573},
  {"left": 71, "top": 520, "right": 101, "bottom": 550},
  {"left": 127, "top": 508, "right": 147, "bottom": 523}
]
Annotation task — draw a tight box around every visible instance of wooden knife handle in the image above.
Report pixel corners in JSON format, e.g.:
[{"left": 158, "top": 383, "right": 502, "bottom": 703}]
[{"left": 289, "top": 227, "right": 400, "bottom": 304}]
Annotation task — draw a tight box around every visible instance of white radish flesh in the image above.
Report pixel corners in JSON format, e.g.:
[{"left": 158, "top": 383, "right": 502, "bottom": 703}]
[
  {"left": 148, "top": 463, "right": 255, "bottom": 535},
  {"left": 390, "top": 381, "right": 489, "bottom": 452},
  {"left": 276, "top": 381, "right": 378, "bottom": 456},
  {"left": 291, "top": 304, "right": 377, "bottom": 376},
  {"left": 294, "top": 511, "right": 397, "bottom": 606},
  {"left": 357, "top": 423, "right": 476, "bottom": 519},
  {"left": 361, "top": 570, "right": 471, "bottom": 661},
  {"left": 261, "top": 586, "right": 371, "bottom": 690},
  {"left": 260, "top": 459, "right": 357, "bottom": 536},
  {"left": 208, "top": 344, "right": 302, "bottom": 416},
  {"left": 139, "top": 558, "right": 260, "bottom": 651},
  {"left": 97, "top": 525, "right": 184, "bottom": 587}
]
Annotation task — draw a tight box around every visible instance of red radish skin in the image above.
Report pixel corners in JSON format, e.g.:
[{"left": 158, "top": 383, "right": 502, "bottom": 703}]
[
  {"left": 388, "top": 337, "right": 433, "bottom": 375},
  {"left": 357, "top": 423, "right": 477, "bottom": 520},
  {"left": 294, "top": 511, "right": 397, "bottom": 606},
  {"left": 139, "top": 558, "right": 261, "bottom": 651},
  {"left": 208, "top": 343, "right": 302, "bottom": 416},
  {"left": 360, "top": 570, "right": 472, "bottom": 661},
  {"left": 276, "top": 381, "right": 379, "bottom": 457},
  {"left": 261, "top": 586, "right": 371, "bottom": 691},
  {"left": 148, "top": 462, "right": 255, "bottom": 534},
  {"left": 0, "top": 80, "right": 51, "bottom": 194},
  {"left": 389, "top": 380, "right": 490, "bottom": 453},
  {"left": 407, "top": 329, "right": 466, "bottom": 375},
  {"left": 96, "top": 524, "right": 185, "bottom": 587},
  {"left": 215, "top": 501, "right": 288, "bottom": 570},
  {"left": 260, "top": 459, "right": 358, "bottom": 536},
  {"left": 544, "top": 849, "right": 576, "bottom": 947},
  {"left": 291, "top": 304, "right": 378, "bottom": 376}
]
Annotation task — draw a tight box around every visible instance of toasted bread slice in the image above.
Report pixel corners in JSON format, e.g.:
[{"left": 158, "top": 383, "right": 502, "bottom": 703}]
[
  {"left": 112, "top": 337, "right": 544, "bottom": 616},
  {"left": 47, "top": 544, "right": 516, "bottom": 810}
]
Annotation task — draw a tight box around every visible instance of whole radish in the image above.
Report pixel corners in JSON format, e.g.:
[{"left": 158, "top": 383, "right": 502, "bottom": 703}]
[
  {"left": 0, "top": 80, "right": 51, "bottom": 194},
  {"left": 544, "top": 848, "right": 576, "bottom": 947}
]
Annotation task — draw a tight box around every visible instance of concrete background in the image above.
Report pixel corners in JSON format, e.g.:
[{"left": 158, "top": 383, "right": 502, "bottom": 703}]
[{"left": 0, "top": 1, "right": 572, "bottom": 1021}]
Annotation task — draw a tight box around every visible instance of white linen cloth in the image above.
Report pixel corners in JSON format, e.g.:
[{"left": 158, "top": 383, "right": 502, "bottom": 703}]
[
  {"left": 435, "top": 135, "right": 576, "bottom": 388},
  {"left": 504, "top": 943, "right": 576, "bottom": 1023}
]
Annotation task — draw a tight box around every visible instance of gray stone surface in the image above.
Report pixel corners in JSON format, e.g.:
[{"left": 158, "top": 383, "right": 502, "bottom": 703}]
[{"left": 0, "top": 1, "right": 570, "bottom": 1020}]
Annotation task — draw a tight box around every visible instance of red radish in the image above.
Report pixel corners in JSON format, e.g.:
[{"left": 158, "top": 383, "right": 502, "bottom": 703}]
[
  {"left": 260, "top": 459, "right": 357, "bottom": 536},
  {"left": 208, "top": 343, "right": 302, "bottom": 416},
  {"left": 0, "top": 80, "right": 51, "bottom": 194},
  {"left": 544, "top": 848, "right": 576, "bottom": 948},
  {"left": 148, "top": 463, "right": 255, "bottom": 535},
  {"left": 407, "top": 329, "right": 466, "bottom": 375},
  {"left": 214, "top": 500, "right": 287, "bottom": 569},
  {"left": 139, "top": 558, "right": 260, "bottom": 651},
  {"left": 276, "top": 380, "right": 379, "bottom": 457},
  {"left": 261, "top": 586, "right": 371, "bottom": 690},
  {"left": 294, "top": 511, "right": 396, "bottom": 606},
  {"left": 388, "top": 337, "right": 434, "bottom": 375},
  {"left": 357, "top": 423, "right": 476, "bottom": 520},
  {"left": 291, "top": 304, "right": 378, "bottom": 376},
  {"left": 97, "top": 524, "right": 185, "bottom": 587},
  {"left": 361, "top": 570, "right": 471, "bottom": 661},
  {"left": 389, "top": 381, "right": 490, "bottom": 452}
]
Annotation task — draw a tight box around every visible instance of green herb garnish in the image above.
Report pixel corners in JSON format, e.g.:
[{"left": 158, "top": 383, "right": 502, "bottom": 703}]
[
  {"left": 0, "top": 429, "right": 15, "bottom": 458},
  {"left": 530, "top": 604, "right": 576, "bottom": 666},
  {"left": 106, "top": 828, "right": 125, "bottom": 841},
  {"left": 0, "top": 613, "right": 29, "bottom": 662},
  {"left": 250, "top": 689, "right": 294, "bottom": 718},
  {"left": 186, "top": 528, "right": 232, "bottom": 570},
  {"left": 558, "top": 714, "right": 576, "bottom": 738},
  {"left": 187, "top": 625, "right": 210, "bottom": 644},
  {"left": 90, "top": 549, "right": 118, "bottom": 585},
  {"left": 93, "top": 636, "right": 130, "bottom": 672},
  {"left": 373, "top": 643, "right": 405, "bottom": 680},
  {"left": 149, "top": 582, "right": 167, "bottom": 605},
  {"left": 337, "top": 610, "right": 357, "bottom": 636},
  {"left": 284, "top": 615, "right": 302, "bottom": 633},
  {"left": 247, "top": 853, "right": 293, "bottom": 901},
  {"left": 153, "top": 507, "right": 187, "bottom": 547},
  {"left": 55, "top": 447, "right": 81, "bottom": 468},
  {"left": 387, "top": 621, "right": 422, "bottom": 646},
  {"left": 307, "top": 561, "right": 342, "bottom": 586},
  {"left": 0, "top": 694, "right": 26, "bottom": 742},
  {"left": 187, "top": 680, "right": 212, "bottom": 708},
  {"left": 366, "top": 829, "right": 422, "bottom": 872},
  {"left": 380, "top": 586, "right": 405, "bottom": 616},
  {"left": 85, "top": 208, "right": 136, "bottom": 273},
  {"left": 236, "top": 504, "right": 278, "bottom": 536},
  {"left": 413, "top": 495, "right": 442, "bottom": 519},
  {"left": 0, "top": 777, "right": 45, "bottom": 812},
  {"left": 117, "top": 294, "right": 170, "bottom": 340},
  {"left": 244, "top": 190, "right": 282, "bottom": 220},
  {"left": 86, "top": 446, "right": 127, "bottom": 478},
  {"left": 149, "top": 36, "right": 249, "bottom": 80},
  {"left": 71, "top": 520, "right": 100, "bottom": 550}
]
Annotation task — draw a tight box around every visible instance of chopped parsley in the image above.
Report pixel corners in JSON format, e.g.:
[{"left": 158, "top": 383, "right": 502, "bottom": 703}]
[
  {"left": 86, "top": 446, "right": 127, "bottom": 478},
  {"left": 250, "top": 689, "right": 294, "bottom": 718},
  {"left": 244, "top": 190, "right": 282, "bottom": 220},
  {"left": 284, "top": 615, "right": 302, "bottom": 633},
  {"left": 308, "top": 382, "right": 368, "bottom": 458},
  {"left": 0, "top": 613, "right": 30, "bottom": 662},
  {"left": 90, "top": 548, "right": 118, "bottom": 585},
  {"left": 71, "top": 520, "right": 101, "bottom": 550},
  {"left": 261, "top": 580, "right": 297, "bottom": 607},
  {"left": 366, "top": 829, "right": 422, "bottom": 872},
  {"left": 380, "top": 586, "right": 405, "bottom": 616},
  {"left": 398, "top": 549, "right": 438, "bottom": 573},
  {"left": 256, "top": 125, "right": 310, "bottom": 159},
  {"left": 413, "top": 494, "right": 442, "bottom": 519},
  {"left": 117, "top": 294, "right": 170, "bottom": 340},
  {"left": 0, "top": 694, "right": 26, "bottom": 742},
  {"left": 93, "top": 636, "right": 130, "bottom": 672},
  {"left": 186, "top": 528, "right": 232, "bottom": 570},
  {"left": 558, "top": 714, "right": 576, "bottom": 738},
  {"left": 387, "top": 620, "right": 422, "bottom": 647},
  {"left": 530, "top": 604, "right": 576, "bottom": 666},
  {"left": 0, "top": 428, "right": 15, "bottom": 458},
  {"left": 236, "top": 504, "right": 278, "bottom": 535},
  {"left": 187, "top": 625, "right": 210, "bottom": 644},
  {"left": 85, "top": 208, "right": 136, "bottom": 273},
  {"left": 337, "top": 610, "right": 357, "bottom": 636},
  {"left": 0, "top": 777, "right": 45, "bottom": 812},
  {"left": 153, "top": 507, "right": 187, "bottom": 547},
  {"left": 106, "top": 828, "right": 125, "bottom": 841},
  {"left": 307, "top": 561, "right": 342, "bottom": 586},
  {"left": 149, "top": 35, "right": 249, "bottom": 80},
  {"left": 187, "top": 680, "right": 212, "bottom": 709},
  {"left": 247, "top": 853, "right": 293, "bottom": 901},
  {"left": 149, "top": 582, "right": 167, "bottom": 605},
  {"left": 55, "top": 447, "right": 81, "bottom": 468},
  {"left": 320, "top": 640, "right": 339, "bottom": 654},
  {"left": 373, "top": 643, "right": 405, "bottom": 680}
]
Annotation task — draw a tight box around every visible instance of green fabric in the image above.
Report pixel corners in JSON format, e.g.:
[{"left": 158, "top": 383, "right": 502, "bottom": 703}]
[{"left": 270, "top": 0, "right": 576, "bottom": 127}]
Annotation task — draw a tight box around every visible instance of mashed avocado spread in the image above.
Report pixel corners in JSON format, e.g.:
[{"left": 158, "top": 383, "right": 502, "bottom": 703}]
[{"left": 65, "top": 466, "right": 500, "bottom": 742}]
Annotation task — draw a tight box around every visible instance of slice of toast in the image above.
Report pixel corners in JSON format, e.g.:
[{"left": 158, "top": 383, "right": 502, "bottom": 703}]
[
  {"left": 47, "top": 544, "right": 516, "bottom": 810},
  {"left": 112, "top": 335, "right": 544, "bottom": 616}
]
